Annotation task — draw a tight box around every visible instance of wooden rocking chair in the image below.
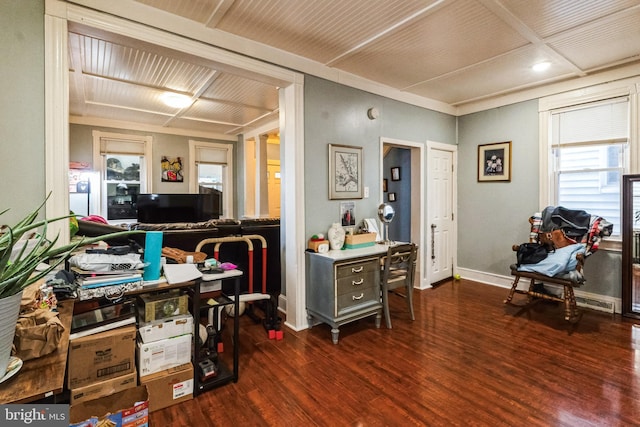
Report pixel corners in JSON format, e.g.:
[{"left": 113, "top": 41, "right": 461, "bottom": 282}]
[{"left": 504, "top": 207, "right": 612, "bottom": 322}]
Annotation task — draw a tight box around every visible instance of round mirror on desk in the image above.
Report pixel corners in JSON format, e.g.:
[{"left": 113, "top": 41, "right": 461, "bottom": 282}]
[{"left": 377, "top": 203, "right": 395, "bottom": 245}]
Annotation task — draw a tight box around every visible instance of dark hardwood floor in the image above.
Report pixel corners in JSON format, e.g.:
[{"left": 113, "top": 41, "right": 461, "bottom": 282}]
[{"left": 150, "top": 279, "right": 640, "bottom": 426}]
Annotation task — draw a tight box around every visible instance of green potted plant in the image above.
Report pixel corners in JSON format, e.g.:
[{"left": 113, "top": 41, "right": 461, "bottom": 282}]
[{"left": 0, "top": 197, "right": 143, "bottom": 378}]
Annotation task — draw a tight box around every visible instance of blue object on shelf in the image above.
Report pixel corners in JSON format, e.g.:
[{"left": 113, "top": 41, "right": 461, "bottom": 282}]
[{"left": 143, "top": 231, "right": 163, "bottom": 281}]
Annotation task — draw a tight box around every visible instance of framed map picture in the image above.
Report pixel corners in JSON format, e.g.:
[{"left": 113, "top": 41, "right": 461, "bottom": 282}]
[{"left": 328, "top": 144, "right": 363, "bottom": 199}]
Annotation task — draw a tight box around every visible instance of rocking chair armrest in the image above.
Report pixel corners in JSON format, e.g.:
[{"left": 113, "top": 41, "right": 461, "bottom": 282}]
[{"left": 575, "top": 252, "right": 585, "bottom": 273}]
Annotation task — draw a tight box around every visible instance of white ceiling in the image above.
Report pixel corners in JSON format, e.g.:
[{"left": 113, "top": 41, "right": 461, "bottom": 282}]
[{"left": 68, "top": 0, "right": 640, "bottom": 136}]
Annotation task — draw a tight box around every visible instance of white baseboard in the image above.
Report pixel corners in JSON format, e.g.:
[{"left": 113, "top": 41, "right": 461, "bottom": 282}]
[
  {"left": 278, "top": 294, "right": 311, "bottom": 332},
  {"left": 456, "top": 267, "right": 514, "bottom": 289},
  {"left": 456, "top": 267, "right": 621, "bottom": 314}
]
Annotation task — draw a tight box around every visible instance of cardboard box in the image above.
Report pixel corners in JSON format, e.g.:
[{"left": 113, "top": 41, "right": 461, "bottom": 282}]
[
  {"left": 345, "top": 232, "right": 377, "bottom": 249},
  {"left": 139, "top": 292, "right": 189, "bottom": 322},
  {"left": 308, "top": 239, "right": 329, "bottom": 253},
  {"left": 68, "top": 325, "right": 137, "bottom": 389},
  {"left": 70, "top": 385, "right": 149, "bottom": 427},
  {"left": 70, "top": 370, "right": 138, "bottom": 405},
  {"left": 138, "top": 314, "right": 193, "bottom": 343},
  {"left": 139, "top": 362, "right": 194, "bottom": 412},
  {"left": 137, "top": 333, "right": 192, "bottom": 377}
]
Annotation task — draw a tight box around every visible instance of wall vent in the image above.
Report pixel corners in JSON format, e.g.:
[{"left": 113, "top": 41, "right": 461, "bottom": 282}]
[{"left": 575, "top": 296, "right": 615, "bottom": 313}]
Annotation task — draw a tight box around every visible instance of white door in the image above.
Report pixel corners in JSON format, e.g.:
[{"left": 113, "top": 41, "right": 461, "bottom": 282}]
[{"left": 428, "top": 144, "right": 455, "bottom": 284}]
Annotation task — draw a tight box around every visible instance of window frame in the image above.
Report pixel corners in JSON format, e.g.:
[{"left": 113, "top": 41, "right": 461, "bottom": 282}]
[
  {"left": 188, "top": 140, "right": 233, "bottom": 219},
  {"left": 92, "top": 131, "right": 153, "bottom": 223},
  {"left": 539, "top": 78, "right": 640, "bottom": 248}
]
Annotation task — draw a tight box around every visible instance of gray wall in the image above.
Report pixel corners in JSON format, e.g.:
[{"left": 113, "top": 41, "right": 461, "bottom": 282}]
[
  {"left": 457, "top": 100, "right": 621, "bottom": 298},
  {"left": 0, "top": 0, "right": 45, "bottom": 224},
  {"left": 304, "top": 75, "right": 456, "bottom": 238}
]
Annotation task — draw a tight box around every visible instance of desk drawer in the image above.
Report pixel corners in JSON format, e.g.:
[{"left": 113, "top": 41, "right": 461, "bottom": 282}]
[
  {"left": 336, "top": 286, "right": 378, "bottom": 315},
  {"left": 336, "top": 271, "right": 377, "bottom": 296},
  {"left": 335, "top": 258, "right": 379, "bottom": 279}
]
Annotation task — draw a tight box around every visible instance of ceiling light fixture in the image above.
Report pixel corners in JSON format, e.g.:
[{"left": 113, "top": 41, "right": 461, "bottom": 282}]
[
  {"left": 161, "top": 93, "right": 192, "bottom": 109},
  {"left": 532, "top": 62, "right": 551, "bottom": 72}
]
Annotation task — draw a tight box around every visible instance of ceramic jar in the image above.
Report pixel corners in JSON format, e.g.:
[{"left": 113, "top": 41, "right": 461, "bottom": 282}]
[{"left": 328, "top": 222, "right": 346, "bottom": 250}]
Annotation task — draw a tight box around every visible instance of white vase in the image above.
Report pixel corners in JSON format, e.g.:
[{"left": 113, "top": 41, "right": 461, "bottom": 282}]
[
  {"left": 0, "top": 291, "right": 23, "bottom": 377},
  {"left": 328, "top": 223, "right": 346, "bottom": 250}
]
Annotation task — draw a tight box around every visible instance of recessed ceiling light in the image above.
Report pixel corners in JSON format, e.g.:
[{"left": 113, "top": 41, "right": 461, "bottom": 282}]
[
  {"left": 161, "top": 93, "right": 192, "bottom": 109},
  {"left": 532, "top": 62, "right": 551, "bottom": 72}
]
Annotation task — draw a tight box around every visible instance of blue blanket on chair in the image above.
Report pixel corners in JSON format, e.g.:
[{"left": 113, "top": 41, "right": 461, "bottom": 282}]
[{"left": 517, "top": 243, "right": 586, "bottom": 277}]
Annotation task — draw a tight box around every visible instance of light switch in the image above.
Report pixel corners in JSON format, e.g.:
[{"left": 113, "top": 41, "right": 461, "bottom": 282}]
[{"left": 364, "top": 186, "right": 370, "bottom": 198}]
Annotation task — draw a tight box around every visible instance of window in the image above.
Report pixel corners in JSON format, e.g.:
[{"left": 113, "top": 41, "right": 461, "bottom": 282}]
[
  {"left": 189, "top": 141, "right": 233, "bottom": 218},
  {"left": 93, "top": 131, "right": 152, "bottom": 223},
  {"left": 542, "top": 94, "right": 632, "bottom": 239}
]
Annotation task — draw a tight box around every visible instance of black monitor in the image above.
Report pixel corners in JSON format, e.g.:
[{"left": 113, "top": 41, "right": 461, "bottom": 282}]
[{"left": 136, "top": 193, "right": 221, "bottom": 223}]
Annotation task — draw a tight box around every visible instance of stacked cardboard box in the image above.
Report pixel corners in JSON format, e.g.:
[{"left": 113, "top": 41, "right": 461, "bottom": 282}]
[
  {"left": 69, "top": 385, "right": 149, "bottom": 427},
  {"left": 136, "top": 292, "right": 194, "bottom": 411},
  {"left": 68, "top": 325, "right": 138, "bottom": 405},
  {"left": 139, "top": 362, "right": 194, "bottom": 412}
]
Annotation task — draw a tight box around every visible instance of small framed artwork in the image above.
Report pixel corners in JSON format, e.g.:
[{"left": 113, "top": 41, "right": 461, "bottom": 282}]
[
  {"left": 383, "top": 179, "right": 388, "bottom": 192},
  {"left": 328, "top": 144, "right": 363, "bottom": 199},
  {"left": 161, "top": 156, "right": 184, "bottom": 182},
  {"left": 478, "top": 141, "right": 511, "bottom": 182},
  {"left": 388, "top": 192, "right": 397, "bottom": 202},
  {"left": 391, "top": 167, "right": 401, "bottom": 181},
  {"left": 340, "top": 201, "right": 356, "bottom": 226}
]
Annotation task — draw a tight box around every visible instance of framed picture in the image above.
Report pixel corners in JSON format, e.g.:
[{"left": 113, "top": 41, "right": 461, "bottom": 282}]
[
  {"left": 478, "top": 141, "right": 511, "bottom": 182},
  {"left": 340, "top": 201, "right": 356, "bottom": 226},
  {"left": 161, "top": 156, "right": 184, "bottom": 182},
  {"left": 383, "top": 179, "right": 388, "bottom": 192},
  {"left": 328, "top": 144, "right": 363, "bottom": 199},
  {"left": 391, "top": 167, "right": 401, "bottom": 181},
  {"left": 388, "top": 192, "right": 396, "bottom": 202}
]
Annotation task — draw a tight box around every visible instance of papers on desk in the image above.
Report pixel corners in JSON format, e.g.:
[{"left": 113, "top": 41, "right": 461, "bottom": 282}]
[
  {"left": 162, "top": 263, "right": 203, "bottom": 284},
  {"left": 363, "top": 218, "right": 382, "bottom": 242}
]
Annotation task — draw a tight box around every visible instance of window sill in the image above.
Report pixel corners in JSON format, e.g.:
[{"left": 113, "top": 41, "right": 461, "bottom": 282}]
[{"left": 599, "top": 238, "right": 621, "bottom": 253}]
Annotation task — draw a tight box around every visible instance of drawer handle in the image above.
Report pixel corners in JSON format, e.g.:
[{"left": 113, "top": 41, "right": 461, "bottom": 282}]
[
  {"left": 352, "top": 293, "right": 364, "bottom": 300},
  {"left": 352, "top": 278, "right": 364, "bottom": 286},
  {"left": 351, "top": 266, "right": 364, "bottom": 273}
]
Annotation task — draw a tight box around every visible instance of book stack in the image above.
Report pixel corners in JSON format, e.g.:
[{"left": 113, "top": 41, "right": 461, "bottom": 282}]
[{"left": 72, "top": 267, "right": 144, "bottom": 300}]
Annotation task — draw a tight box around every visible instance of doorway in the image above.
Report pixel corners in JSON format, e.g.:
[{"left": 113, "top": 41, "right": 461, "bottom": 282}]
[
  {"left": 426, "top": 141, "right": 457, "bottom": 285},
  {"left": 243, "top": 126, "right": 281, "bottom": 219},
  {"left": 381, "top": 138, "right": 425, "bottom": 288},
  {"left": 45, "top": 4, "right": 308, "bottom": 331}
]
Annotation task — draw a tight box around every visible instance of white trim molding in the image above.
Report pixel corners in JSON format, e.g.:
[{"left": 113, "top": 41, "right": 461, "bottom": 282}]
[
  {"left": 45, "top": 0, "right": 307, "bottom": 331},
  {"left": 44, "top": 13, "right": 70, "bottom": 245},
  {"left": 456, "top": 267, "right": 622, "bottom": 314}
]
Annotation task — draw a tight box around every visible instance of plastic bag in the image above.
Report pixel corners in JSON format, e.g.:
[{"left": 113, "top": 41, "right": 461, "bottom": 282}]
[{"left": 68, "top": 253, "right": 145, "bottom": 272}]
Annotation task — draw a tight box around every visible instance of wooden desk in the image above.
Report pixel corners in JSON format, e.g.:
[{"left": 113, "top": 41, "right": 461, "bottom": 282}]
[
  {"left": 0, "top": 299, "right": 74, "bottom": 403},
  {"left": 306, "top": 244, "right": 394, "bottom": 343}
]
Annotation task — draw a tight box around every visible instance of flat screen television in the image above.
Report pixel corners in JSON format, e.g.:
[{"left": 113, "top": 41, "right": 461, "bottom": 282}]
[{"left": 136, "top": 192, "right": 221, "bottom": 223}]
